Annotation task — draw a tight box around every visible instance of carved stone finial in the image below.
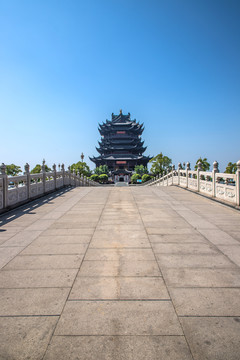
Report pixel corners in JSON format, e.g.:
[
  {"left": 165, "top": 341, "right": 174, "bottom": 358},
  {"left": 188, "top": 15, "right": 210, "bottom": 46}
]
[
  {"left": 186, "top": 162, "right": 190, "bottom": 170},
  {"left": 197, "top": 161, "right": 202, "bottom": 170},
  {"left": 213, "top": 161, "right": 219, "bottom": 172},
  {"left": 24, "top": 163, "right": 30, "bottom": 174},
  {"left": 68, "top": 166, "right": 71, "bottom": 172},
  {"left": 42, "top": 159, "right": 46, "bottom": 173},
  {"left": 0, "top": 163, "right": 6, "bottom": 175},
  {"left": 172, "top": 165, "right": 175, "bottom": 171},
  {"left": 61, "top": 163, "right": 65, "bottom": 171},
  {"left": 237, "top": 160, "right": 240, "bottom": 171},
  {"left": 53, "top": 164, "right": 56, "bottom": 171},
  {"left": 178, "top": 163, "right": 181, "bottom": 170}
]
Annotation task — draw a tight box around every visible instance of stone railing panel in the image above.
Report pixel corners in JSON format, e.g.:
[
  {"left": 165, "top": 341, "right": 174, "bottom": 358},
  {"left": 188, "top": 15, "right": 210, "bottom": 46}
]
[
  {"left": 147, "top": 161, "right": 240, "bottom": 207},
  {"left": 0, "top": 161, "right": 99, "bottom": 213}
]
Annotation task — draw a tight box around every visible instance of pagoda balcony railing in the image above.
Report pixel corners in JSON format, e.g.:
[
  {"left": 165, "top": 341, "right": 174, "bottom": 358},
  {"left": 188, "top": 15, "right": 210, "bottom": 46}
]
[
  {"left": 145, "top": 160, "right": 240, "bottom": 207},
  {"left": 0, "top": 161, "right": 99, "bottom": 213}
]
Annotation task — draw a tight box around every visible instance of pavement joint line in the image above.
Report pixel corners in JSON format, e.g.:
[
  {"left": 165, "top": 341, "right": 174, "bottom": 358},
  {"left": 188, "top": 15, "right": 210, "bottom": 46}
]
[
  {"left": 52, "top": 334, "right": 188, "bottom": 337},
  {"left": 67, "top": 299, "right": 171, "bottom": 302}
]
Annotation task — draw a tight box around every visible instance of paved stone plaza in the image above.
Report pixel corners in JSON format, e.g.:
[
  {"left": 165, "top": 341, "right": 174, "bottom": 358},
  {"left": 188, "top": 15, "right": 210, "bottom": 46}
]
[{"left": 0, "top": 186, "right": 240, "bottom": 360}]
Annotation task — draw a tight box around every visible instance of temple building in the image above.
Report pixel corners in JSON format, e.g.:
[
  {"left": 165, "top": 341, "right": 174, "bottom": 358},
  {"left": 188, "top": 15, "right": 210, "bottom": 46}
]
[{"left": 90, "top": 110, "right": 151, "bottom": 182}]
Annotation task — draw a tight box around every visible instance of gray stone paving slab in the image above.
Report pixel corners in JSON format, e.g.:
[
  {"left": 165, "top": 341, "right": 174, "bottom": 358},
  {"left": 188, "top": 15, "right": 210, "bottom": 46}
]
[
  {"left": 0, "top": 247, "right": 24, "bottom": 269},
  {"left": 69, "top": 276, "right": 169, "bottom": 300},
  {"left": 0, "top": 268, "right": 78, "bottom": 288},
  {"left": 0, "top": 230, "right": 42, "bottom": 247},
  {"left": 32, "top": 235, "right": 91, "bottom": 245},
  {"left": 152, "top": 242, "right": 217, "bottom": 254},
  {"left": 170, "top": 288, "right": 240, "bottom": 316},
  {"left": 42, "top": 228, "right": 94, "bottom": 235},
  {"left": 146, "top": 227, "right": 199, "bottom": 235},
  {"left": 180, "top": 317, "right": 240, "bottom": 360},
  {"left": 149, "top": 234, "right": 207, "bottom": 243},
  {"left": 156, "top": 254, "right": 236, "bottom": 268},
  {"left": 218, "top": 245, "right": 240, "bottom": 266},
  {"left": 44, "top": 335, "right": 193, "bottom": 360},
  {"left": 85, "top": 248, "right": 155, "bottom": 261},
  {"left": 0, "top": 316, "right": 58, "bottom": 360},
  {"left": 78, "top": 260, "right": 161, "bottom": 277},
  {"left": 25, "top": 219, "right": 55, "bottom": 231},
  {"left": 90, "top": 237, "right": 150, "bottom": 248},
  {"left": 162, "top": 268, "right": 240, "bottom": 287},
  {"left": 55, "top": 301, "right": 182, "bottom": 335},
  {"left": 198, "top": 228, "right": 239, "bottom": 245},
  {"left": 4, "top": 254, "right": 84, "bottom": 269},
  {"left": 21, "top": 243, "right": 88, "bottom": 255},
  {"left": 0, "top": 288, "right": 70, "bottom": 315}
]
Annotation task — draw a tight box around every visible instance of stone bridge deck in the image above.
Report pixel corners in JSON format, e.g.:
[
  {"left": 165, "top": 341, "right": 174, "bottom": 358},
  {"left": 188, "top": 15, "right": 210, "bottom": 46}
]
[{"left": 0, "top": 186, "right": 240, "bottom": 360}]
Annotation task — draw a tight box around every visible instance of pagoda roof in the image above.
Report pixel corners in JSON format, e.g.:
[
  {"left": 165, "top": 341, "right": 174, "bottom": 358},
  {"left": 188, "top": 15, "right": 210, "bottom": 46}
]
[{"left": 90, "top": 154, "right": 151, "bottom": 161}]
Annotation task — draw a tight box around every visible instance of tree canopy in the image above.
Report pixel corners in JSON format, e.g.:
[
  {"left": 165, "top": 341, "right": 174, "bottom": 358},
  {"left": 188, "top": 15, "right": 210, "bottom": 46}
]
[
  {"left": 6, "top": 164, "right": 22, "bottom": 176},
  {"left": 194, "top": 157, "right": 210, "bottom": 171},
  {"left": 70, "top": 161, "right": 91, "bottom": 177},
  {"left": 134, "top": 165, "right": 148, "bottom": 176},
  {"left": 31, "top": 164, "right": 52, "bottom": 174},
  {"left": 225, "top": 162, "right": 237, "bottom": 174},
  {"left": 94, "top": 165, "right": 109, "bottom": 175},
  {"left": 149, "top": 153, "right": 172, "bottom": 176}
]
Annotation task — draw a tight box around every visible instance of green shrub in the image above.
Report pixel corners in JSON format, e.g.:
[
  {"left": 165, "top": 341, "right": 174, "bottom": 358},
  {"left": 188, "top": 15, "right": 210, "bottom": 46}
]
[
  {"left": 90, "top": 174, "right": 99, "bottom": 182},
  {"left": 142, "top": 174, "right": 152, "bottom": 183},
  {"left": 99, "top": 174, "right": 108, "bottom": 183},
  {"left": 131, "top": 173, "right": 141, "bottom": 184}
]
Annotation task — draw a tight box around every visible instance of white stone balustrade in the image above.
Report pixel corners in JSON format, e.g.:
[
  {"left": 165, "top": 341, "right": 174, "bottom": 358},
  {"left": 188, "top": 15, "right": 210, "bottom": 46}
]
[
  {"left": 0, "top": 161, "right": 99, "bottom": 212},
  {"left": 147, "top": 160, "right": 240, "bottom": 207}
]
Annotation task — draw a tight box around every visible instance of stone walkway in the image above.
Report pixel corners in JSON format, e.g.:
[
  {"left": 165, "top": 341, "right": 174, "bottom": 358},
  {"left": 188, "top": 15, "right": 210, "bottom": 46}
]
[{"left": 0, "top": 186, "right": 240, "bottom": 360}]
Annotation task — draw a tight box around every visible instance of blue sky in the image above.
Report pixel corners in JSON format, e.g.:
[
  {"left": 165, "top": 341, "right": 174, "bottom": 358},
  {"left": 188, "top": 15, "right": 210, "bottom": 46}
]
[{"left": 0, "top": 0, "right": 239, "bottom": 172}]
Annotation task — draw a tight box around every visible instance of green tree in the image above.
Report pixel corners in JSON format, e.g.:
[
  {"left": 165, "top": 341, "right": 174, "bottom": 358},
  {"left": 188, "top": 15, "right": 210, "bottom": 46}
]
[
  {"left": 149, "top": 153, "right": 172, "bottom": 176},
  {"left": 134, "top": 165, "right": 148, "bottom": 176},
  {"left": 94, "top": 165, "right": 109, "bottom": 175},
  {"left": 31, "top": 164, "right": 52, "bottom": 174},
  {"left": 225, "top": 162, "right": 237, "bottom": 174},
  {"left": 6, "top": 164, "right": 22, "bottom": 176},
  {"left": 90, "top": 174, "right": 100, "bottom": 182},
  {"left": 194, "top": 157, "right": 210, "bottom": 171},
  {"left": 99, "top": 174, "right": 108, "bottom": 183},
  {"left": 142, "top": 174, "right": 152, "bottom": 183},
  {"left": 70, "top": 161, "right": 91, "bottom": 177},
  {"left": 131, "top": 173, "right": 141, "bottom": 184}
]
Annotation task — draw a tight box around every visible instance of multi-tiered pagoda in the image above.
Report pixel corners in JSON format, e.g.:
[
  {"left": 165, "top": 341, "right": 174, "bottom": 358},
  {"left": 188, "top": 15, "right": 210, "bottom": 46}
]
[{"left": 90, "top": 110, "right": 150, "bottom": 182}]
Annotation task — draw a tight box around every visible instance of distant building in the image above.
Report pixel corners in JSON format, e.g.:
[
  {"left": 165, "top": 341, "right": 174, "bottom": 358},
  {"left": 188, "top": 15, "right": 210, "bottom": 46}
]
[{"left": 90, "top": 110, "right": 150, "bottom": 183}]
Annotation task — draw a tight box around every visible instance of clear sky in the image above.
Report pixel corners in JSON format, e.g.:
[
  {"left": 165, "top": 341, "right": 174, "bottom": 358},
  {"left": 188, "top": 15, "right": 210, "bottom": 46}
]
[{"left": 0, "top": 0, "right": 239, "bottom": 172}]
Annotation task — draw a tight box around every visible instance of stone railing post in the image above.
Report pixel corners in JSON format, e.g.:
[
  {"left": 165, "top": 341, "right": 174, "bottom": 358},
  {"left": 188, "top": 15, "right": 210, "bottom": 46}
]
[
  {"left": 61, "top": 164, "right": 65, "bottom": 186},
  {"left": 53, "top": 164, "right": 57, "bottom": 190},
  {"left": 236, "top": 160, "right": 240, "bottom": 206},
  {"left": 24, "top": 163, "right": 30, "bottom": 199},
  {"left": 212, "top": 161, "right": 219, "bottom": 198},
  {"left": 68, "top": 166, "right": 71, "bottom": 185},
  {"left": 72, "top": 169, "right": 76, "bottom": 186},
  {"left": 172, "top": 165, "right": 175, "bottom": 185},
  {"left": 81, "top": 174, "right": 84, "bottom": 186},
  {"left": 41, "top": 159, "right": 46, "bottom": 194},
  {"left": 77, "top": 171, "right": 80, "bottom": 186},
  {"left": 197, "top": 161, "right": 202, "bottom": 192},
  {"left": 178, "top": 163, "right": 181, "bottom": 185},
  {"left": 0, "top": 163, "right": 8, "bottom": 208},
  {"left": 186, "top": 162, "right": 190, "bottom": 188}
]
